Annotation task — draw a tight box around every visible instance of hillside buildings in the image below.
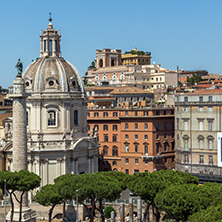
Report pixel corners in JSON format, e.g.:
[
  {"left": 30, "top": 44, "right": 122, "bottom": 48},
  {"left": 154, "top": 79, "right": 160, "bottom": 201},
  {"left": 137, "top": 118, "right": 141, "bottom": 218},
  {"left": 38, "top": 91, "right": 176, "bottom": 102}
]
[
  {"left": 86, "top": 48, "right": 178, "bottom": 90},
  {"left": 175, "top": 89, "right": 222, "bottom": 178}
]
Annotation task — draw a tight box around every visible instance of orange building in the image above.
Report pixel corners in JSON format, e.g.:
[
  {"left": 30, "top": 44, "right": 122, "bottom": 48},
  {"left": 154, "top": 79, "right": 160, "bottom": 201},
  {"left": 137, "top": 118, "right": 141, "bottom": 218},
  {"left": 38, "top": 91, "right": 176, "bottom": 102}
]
[
  {"left": 87, "top": 105, "right": 175, "bottom": 174},
  {"left": 178, "top": 70, "right": 208, "bottom": 84}
]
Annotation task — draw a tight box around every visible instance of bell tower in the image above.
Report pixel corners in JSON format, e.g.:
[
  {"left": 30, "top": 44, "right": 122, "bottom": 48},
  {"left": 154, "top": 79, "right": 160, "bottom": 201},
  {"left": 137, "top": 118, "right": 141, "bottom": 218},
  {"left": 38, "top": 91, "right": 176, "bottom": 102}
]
[{"left": 40, "top": 13, "right": 61, "bottom": 57}]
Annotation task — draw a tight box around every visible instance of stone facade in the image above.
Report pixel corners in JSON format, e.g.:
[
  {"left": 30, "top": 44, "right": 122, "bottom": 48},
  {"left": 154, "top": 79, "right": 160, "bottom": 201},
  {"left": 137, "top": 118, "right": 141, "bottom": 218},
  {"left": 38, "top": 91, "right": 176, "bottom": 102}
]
[
  {"left": 175, "top": 89, "right": 222, "bottom": 177},
  {"left": 1, "top": 19, "right": 99, "bottom": 188}
]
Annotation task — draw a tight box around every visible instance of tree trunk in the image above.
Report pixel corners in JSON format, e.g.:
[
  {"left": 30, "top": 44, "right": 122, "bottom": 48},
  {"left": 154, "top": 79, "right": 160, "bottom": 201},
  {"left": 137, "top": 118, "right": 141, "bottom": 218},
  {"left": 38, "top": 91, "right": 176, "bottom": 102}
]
[
  {"left": 9, "top": 192, "right": 14, "bottom": 222},
  {"left": 49, "top": 204, "right": 56, "bottom": 222},
  {"left": 63, "top": 200, "right": 66, "bottom": 222},
  {"left": 144, "top": 203, "right": 150, "bottom": 222},
  {"left": 152, "top": 204, "right": 160, "bottom": 222},
  {"left": 98, "top": 200, "right": 105, "bottom": 222},
  {"left": 90, "top": 200, "right": 95, "bottom": 222},
  {"left": 19, "top": 192, "right": 25, "bottom": 222}
]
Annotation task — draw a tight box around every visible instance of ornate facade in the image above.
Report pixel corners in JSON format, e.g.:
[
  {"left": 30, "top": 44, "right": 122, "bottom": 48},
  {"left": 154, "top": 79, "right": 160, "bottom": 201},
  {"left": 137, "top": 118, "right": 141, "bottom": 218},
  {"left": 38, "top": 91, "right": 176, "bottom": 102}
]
[{"left": 1, "top": 18, "right": 99, "bottom": 186}]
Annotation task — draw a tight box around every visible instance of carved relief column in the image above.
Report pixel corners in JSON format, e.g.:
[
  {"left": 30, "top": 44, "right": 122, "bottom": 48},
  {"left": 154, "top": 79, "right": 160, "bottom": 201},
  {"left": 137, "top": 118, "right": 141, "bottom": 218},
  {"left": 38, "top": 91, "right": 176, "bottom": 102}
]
[
  {"left": 75, "top": 157, "right": 79, "bottom": 174},
  {"left": 36, "top": 103, "right": 41, "bottom": 131},
  {"left": 43, "top": 159, "right": 48, "bottom": 186}
]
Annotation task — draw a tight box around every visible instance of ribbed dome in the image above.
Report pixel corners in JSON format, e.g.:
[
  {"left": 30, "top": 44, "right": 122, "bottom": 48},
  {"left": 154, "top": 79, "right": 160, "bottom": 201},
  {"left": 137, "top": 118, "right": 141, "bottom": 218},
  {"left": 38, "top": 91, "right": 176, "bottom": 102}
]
[{"left": 22, "top": 57, "right": 85, "bottom": 93}]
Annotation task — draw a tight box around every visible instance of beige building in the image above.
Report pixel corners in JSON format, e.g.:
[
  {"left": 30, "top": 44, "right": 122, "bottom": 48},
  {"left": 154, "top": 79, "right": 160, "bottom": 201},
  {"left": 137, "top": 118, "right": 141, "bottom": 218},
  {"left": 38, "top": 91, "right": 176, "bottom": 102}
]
[
  {"left": 87, "top": 49, "right": 177, "bottom": 90},
  {"left": 175, "top": 89, "right": 222, "bottom": 177},
  {"left": 1, "top": 18, "right": 99, "bottom": 186}
]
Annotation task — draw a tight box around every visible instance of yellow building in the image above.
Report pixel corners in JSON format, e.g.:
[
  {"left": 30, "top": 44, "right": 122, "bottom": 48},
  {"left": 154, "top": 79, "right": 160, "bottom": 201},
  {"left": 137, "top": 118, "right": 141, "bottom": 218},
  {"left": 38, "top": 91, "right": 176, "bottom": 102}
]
[{"left": 121, "top": 48, "right": 151, "bottom": 66}]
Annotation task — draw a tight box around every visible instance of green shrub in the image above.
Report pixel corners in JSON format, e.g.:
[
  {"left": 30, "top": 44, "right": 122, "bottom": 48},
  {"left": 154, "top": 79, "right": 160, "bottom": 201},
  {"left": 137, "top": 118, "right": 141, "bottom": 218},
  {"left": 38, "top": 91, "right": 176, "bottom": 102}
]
[{"left": 104, "top": 206, "right": 116, "bottom": 218}]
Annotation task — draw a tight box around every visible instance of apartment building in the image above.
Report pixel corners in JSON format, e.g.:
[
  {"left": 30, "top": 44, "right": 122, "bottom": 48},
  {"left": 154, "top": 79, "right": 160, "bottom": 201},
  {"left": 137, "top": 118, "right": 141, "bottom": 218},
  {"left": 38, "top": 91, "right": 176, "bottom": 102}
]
[
  {"left": 87, "top": 105, "right": 175, "bottom": 174},
  {"left": 175, "top": 89, "right": 222, "bottom": 177}
]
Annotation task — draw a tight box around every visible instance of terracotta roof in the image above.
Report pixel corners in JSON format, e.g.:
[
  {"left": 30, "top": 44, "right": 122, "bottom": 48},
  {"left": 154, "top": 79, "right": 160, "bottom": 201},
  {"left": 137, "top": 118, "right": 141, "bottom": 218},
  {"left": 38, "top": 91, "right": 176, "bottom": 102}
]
[{"left": 187, "top": 88, "right": 222, "bottom": 95}]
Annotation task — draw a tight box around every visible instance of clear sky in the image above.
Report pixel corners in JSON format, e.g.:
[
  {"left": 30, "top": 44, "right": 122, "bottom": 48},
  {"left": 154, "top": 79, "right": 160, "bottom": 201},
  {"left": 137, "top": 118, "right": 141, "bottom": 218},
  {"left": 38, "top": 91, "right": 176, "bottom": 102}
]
[{"left": 1, "top": 0, "right": 222, "bottom": 88}]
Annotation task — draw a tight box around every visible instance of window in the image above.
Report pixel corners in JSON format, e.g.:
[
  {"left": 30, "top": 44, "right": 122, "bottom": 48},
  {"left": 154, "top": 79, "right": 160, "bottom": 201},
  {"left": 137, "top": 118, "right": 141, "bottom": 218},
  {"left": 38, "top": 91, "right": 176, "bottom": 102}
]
[
  {"left": 49, "top": 40, "right": 52, "bottom": 53},
  {"left": 125, "top": 145, "right": 129, "bottom": 152},
  {"left": 135, "top": 111, "right": 138, "bottom": 116},
  {"left": 55, "top": 40, "right": 57, "bottom": 51},
  {"left": 134, "top": 170, "right": 139, "bottom": 174},
  {"left": 200, "top": 155, "right": 204, "bottom": 164},
  {"left": 125, "top": 123, "right": 128, "bottom": 130},
  {"left": 48, "top": 111, "right": 56, "bottom": 126},
  {"left": 199, "top": 107, "right": 203, "bottom": 112},
  {"left": 144, "top": 146, "right": 148, "bottom": 154},
  {"left": 104, "top": 135, "right": 108, "bottom": 142},
  {"left": 94, "top": 112, "right": 98, "bottom": 117},
  {"left": 144, "top": 111, "right": 148, "bottom": 116},
  {"left": 199, "top": 139, "right": 203, "bottom": 149},
  {"left": 87, "top": 112, "right": 90, "bottom": 117},
  {"left": 125, "top": 169, "right": 129, "bottom": 175},
  {"left": 135, "top": 159, "right": 138, "bottom": 164},
  {"left": 144, "top": 159, "right": 148, "bottom": 164},
  {"left": 113, "top": 125, "right": 117, "bottom": 131},
  {"left": 184, "top": 97, "right": 188, "bottom": 102},
  {"left": 135, "top": 145, "right": 138, "bottom": 153},
  {"left": 125, "top": 158, "right": 129, "bottom": 164},
  {"left": 144, "top": 123, "right": 148, "bottom": 130},
  {"left": 125, "top": 134, "right": 128, "bottom": 140},
  {"left": 144, "top": 135, "right": 148, "bottom": 140},
  {"left": 156, "top": 123, "right": 159, "bottom": 131},
  {"left": 125, "top": 111, "right": 128, "bottom": 116},
  {"left": 208, "top": 121, "right": 213, "bottom": 131},
  {"left": 112, "top": 149, "right": 118, "bottom": 157},
  {"left": 156, "top": 144, "right": 159, "bottom": 154},
  {"left": 164, "top": 110, "right": 166, "bottom": 115},
  {"left": 172, "top": 157, "right": 175, "bottom": 163},
  {"left": 184, "top": 107, "right": 188, "bottom": 111},
  {"left": 87, "top": 125, "right": 90, "bottom": 131},
  {"left": 103, "top": 149, "right": 108, "bottom": 156},
  {"left": 103, "top": 112, "right": 108, "bottom": 117},
  {"left": 156, "top": 111, "right": 159, "bottom": 115},
  {"left": 26, "top": 111, "right": 29, "bottom": 126},
  {"left": 94, "top": 125, "right": 99, "bottom": 131},
  {"left": 199, "top": 96, "right": 203, "bottom": 102},
  {"left": 113, "top": 161, "right": 117, "bottom": 166},
  {"left": 209, "top": 96, "right": 212, "bottom": 102},
  {"left": 199, "top": 121, "right": 203, "bottom": 131},
  {"left": 113, "top": 135, "right": 117, "bottom": 142},
  {"left": 208, "top": 139, "right": 213, "bottom": 150},
  {"left": 44, "top": 40, "right": 46, "bottom": 52},
  {"left": 135, "top": 123, "right": 138, "bottom": 130},
  {"left": 208, "top": 106, "right": 213, "bottom": 112},
  {"left": 184, "top": 120, "right": 188, "bottom": 131},
  {"left": 184, "top": 139, "right": 188, "bottom": 150},
  {"left": 156, "top": 134, "right": 159, "bottom": 139},
  {"left": 209, "top": 155, "right": 213, "bottom": 165},
  {"left": 113, "top": 112, "right": 118, "bottom": 117},
  {"left": 164, "top": 122, "right": 167, "bottom": 130},
  {"left": 135, "top": 134, "right": 138, "bottom": 140},
  {"left": 164, "top": 143, "right": 167, "bottom": 152},
  {"left": 185, "top": 154, "right": 189, "bottom": 164},
  {"left": 103, "top": 125, "right": 108, "bottom": 131},
  {"left": 164, "top": 134, "right": 167, "bottom": 139}
]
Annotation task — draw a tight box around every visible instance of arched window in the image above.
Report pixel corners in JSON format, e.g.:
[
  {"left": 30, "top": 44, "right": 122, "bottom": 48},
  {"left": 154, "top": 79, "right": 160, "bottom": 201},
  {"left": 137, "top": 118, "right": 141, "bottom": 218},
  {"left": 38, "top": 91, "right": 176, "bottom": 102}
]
[
  {"left": 26, "top": 111, "right": 29, "bottom": 126},
  {"left": 48, "top": 111, "right": 56, "bottom": 126},
  {"left": 44, "top": 40, "right": 46, "bottom": 52},
  {"left": 49, "top": 40, "right": 52, "bottom": 54},
  {"left": 55, "top": 40, "right": 57, "bottom": 52},
  {"left": 113, "top": 125, "right": 118, "bottom": 131},
  {"left": 74, "top": 110, "right": 79, "bottom": 125},
  {"left": 112, "top": 148, "right": 118, "bottom": 156},
  {"left": 99, "top": 59, "right": 103, "bottom": 68}
]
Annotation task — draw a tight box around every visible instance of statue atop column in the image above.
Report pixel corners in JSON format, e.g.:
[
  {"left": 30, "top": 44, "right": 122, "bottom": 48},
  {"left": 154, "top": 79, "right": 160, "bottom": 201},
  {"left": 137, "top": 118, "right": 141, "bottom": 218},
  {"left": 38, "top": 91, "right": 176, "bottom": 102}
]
[{"left": 15, "top": 58, "right": 23, "bottom": 77}]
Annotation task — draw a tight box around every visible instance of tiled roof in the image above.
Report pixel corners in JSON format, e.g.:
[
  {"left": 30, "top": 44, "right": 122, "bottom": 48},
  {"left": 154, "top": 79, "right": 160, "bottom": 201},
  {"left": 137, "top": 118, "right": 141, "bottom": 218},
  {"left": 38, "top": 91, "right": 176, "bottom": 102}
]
[{"left": 188, "top": 88, "right": 222, "bottom": 95}]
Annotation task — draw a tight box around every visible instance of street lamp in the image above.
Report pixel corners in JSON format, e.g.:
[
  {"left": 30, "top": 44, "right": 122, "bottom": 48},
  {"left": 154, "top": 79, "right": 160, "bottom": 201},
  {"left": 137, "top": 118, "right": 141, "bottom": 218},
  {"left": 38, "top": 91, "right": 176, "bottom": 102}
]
[
  {"left": 76, "top": 190, "right": 78, "bottom": 222},
  {"left": 4, "top": 179, "right": 6, "bottom": 222}
]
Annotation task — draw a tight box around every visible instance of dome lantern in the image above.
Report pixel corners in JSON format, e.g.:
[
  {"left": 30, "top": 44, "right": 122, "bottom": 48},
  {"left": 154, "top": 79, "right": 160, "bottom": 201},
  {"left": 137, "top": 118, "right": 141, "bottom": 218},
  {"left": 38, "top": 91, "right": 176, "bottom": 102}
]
[{"left": 40, "top": 13, "right": 61, "bottom": 58}]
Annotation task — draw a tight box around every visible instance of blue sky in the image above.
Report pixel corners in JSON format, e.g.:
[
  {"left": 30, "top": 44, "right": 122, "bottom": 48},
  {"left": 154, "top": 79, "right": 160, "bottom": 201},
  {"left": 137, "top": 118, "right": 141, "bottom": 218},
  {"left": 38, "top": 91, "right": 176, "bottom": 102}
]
[{"left": 1, "top": 0, "right": 222, "bottom": 88}]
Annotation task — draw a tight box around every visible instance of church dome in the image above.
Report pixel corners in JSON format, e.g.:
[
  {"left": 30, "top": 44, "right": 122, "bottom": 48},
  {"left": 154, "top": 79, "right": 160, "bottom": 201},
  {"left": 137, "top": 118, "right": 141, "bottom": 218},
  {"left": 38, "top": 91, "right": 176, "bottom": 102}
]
[
  {"left": 22, "top": 18, "right": 84, "bottom": 93},
  {"left": 22, "top": 57, "right": 84, "bottom": 93}
]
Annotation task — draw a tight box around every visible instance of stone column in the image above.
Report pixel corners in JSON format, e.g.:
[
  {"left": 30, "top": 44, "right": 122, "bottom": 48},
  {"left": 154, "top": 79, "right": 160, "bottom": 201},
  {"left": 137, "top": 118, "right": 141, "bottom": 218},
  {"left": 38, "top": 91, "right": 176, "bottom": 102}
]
[
  {"left": 129, "top": 198, "right": 133, "bottom": 222},
  {"left": 137, "top": 199, "right": 142, "bottom": 222},
  {"left": 8, "top": 73, "right": 36, "bottom": 221},
  {"left": 119, "top": 203, "right": 125, "bottom": 222},
  {"left": 75, "top": 158, "right": 78, "bottom": 174},
  {"left": 111, "top": 211, "right": 115, "bottom": 222}
]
